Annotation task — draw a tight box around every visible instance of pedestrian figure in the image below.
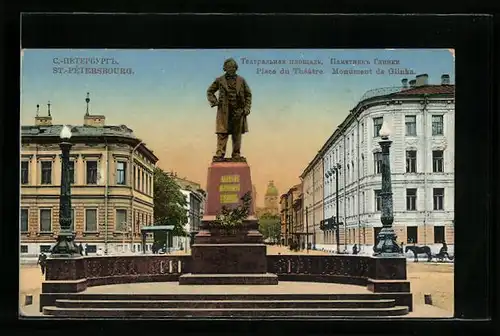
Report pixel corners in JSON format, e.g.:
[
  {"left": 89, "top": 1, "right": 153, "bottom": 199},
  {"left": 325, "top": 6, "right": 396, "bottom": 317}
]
[
  {"left": 437, "top": 242, "right": 452, "bottom": 260},
  {"left": 37, "top": 252, "right": 47, "bottom": 275},
  {"left": 84, "top": 243, "right": 89, "bottom": 256},
  {"left": 78, "top": 243, "right": 84, "bottom": 255},
  {"left": 352, "top": 244, "right": 359, "bottom": 255}
]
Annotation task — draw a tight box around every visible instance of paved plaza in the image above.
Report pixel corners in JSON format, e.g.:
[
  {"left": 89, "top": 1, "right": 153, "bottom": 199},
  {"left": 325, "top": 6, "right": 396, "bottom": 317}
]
[{"left": 20, "top": 246, "right": 453, "bottom": 318}]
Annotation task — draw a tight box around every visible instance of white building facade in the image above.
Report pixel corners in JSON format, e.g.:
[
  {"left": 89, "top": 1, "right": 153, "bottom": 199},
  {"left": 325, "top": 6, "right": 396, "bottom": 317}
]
[
  {"left": 318, "top": 74, "right": 455, "bottom": 255},
  {"left": 172, "top": 188, "right": 204, "bottom": 251}
]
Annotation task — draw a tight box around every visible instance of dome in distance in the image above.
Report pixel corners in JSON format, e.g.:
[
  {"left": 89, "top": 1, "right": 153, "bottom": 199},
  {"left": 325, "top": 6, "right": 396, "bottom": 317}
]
[{"left": 265, "top": 180, "right": 279, "bottom": 196}]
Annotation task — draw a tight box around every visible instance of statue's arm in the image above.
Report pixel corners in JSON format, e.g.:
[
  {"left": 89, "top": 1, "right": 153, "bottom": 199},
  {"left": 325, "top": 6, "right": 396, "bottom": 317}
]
[
  {"left": 243, "top": 79, "right": 252, "bottom": 115},
  {"left": 207, "top": 79, "right": 219, "bottom": 107}
]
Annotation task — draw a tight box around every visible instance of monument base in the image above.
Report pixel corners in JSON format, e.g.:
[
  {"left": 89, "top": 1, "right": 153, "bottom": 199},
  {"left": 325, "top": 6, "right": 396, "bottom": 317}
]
[
  {"left": 191, "top": 243, "right": 267, "bottom": 274},
  {"left": 179, "top": 273, "right": 278, "bottom": 285}
]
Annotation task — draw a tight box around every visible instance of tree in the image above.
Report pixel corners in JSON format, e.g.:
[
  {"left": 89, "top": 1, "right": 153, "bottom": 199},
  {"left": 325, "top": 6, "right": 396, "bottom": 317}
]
[
  {"left": 153, "top": 168, "right": 188, "bottom": 245},
  {"left": 258, "top": 212, "right": 281, "bottom": 243},
  {"left": 216, "top": 192, "right": 252, "bottom": 231}
]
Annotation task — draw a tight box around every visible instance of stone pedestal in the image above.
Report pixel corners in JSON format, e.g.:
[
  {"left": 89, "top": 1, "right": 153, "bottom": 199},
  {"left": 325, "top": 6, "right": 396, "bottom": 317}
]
[
  {"left": 39, "top": 256, "right": 88, "bottom": 311},
  {"left": 366, "top": 256, "right": 410, "bottom": 293},
  {"left": 203, "top": 160, "right": 256, "bottom": 217},
  {"left": 179, "top": 159, "right": 278, "bottom": 285}
]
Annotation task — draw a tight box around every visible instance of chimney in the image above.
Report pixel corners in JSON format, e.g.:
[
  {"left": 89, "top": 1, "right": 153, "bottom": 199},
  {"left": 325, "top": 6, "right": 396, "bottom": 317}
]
[
  {"left": 35, "top": 102, "right": 53, "bottom": 126},
  {"left": 409, "top": 79, "right": 416, "bottom": 88},
  {"left": 401, "top": 78, "right": 408, "bottom": 89},
  {"left": 441, "top": 74, "right": 450, "bottom": 85},
  {"left": 82, "top": 92, "right": 106, "bottom": 127},
  {"left": 415, "top": 74, "right": 429, "bottom": 87}
]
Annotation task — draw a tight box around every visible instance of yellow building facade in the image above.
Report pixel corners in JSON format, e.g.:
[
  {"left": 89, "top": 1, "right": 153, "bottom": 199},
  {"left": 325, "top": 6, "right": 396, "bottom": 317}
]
[{"left": 20, "top": 111, "right": 158, "bottom": 256}]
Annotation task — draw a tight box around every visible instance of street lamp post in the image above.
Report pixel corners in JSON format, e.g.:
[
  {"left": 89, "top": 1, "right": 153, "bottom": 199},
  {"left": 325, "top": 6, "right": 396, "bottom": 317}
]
[
  {"left": 333, "top": 163, "right": 341, "bottom": 254},
  {"left": 373, "top": 120, "right": 402, "bottom": 256},
  {"left": 51, "top": 125, "right": 79, "bottom": 256}
]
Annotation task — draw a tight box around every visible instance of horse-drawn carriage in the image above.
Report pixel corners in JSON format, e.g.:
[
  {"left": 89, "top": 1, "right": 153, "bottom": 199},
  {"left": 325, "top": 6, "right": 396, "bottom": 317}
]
[{"left": 404, "top": 243, "right": 454, "bottom": 262}]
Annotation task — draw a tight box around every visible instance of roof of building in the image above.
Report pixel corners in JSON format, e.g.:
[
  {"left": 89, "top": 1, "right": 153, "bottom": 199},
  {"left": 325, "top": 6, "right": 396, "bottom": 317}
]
[
  {"left": 172, "top": 175, "right": 202, "bottom": 192},
  {"left": 21, "top": 124, "right": 159, "bottom": 163},
  {"left": 21, "top": 124, "right": 136, "bottom": 138},
  {"left": 265, "top": 180, "right": 279, "bottom": 196},
  {"left": 300, "top": 80, "right": 455, "bottom": 179},
  {"left": 391, "top": 84, "right": 455, "bottom": 96}
]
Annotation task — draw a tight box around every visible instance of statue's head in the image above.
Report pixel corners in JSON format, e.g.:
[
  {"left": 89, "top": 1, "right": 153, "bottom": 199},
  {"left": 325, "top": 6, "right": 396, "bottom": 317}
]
[{"left": 223, "top": 58, "right": 238, "bottom": 76}]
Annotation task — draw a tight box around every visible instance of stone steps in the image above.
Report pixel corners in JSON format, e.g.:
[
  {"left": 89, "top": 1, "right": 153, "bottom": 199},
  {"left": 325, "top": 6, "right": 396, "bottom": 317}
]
[
  {"left": 46, "top": 293, "right": 402, "bottom": 301},
  {"left": 41, "top": 294, "right": 410, "bottom": 317},
  {"left": 54, "top": 298, "right": 396, "bottom": 309},
  {"left": 43, "top": 305, "right": 409, "bottom": 317}
]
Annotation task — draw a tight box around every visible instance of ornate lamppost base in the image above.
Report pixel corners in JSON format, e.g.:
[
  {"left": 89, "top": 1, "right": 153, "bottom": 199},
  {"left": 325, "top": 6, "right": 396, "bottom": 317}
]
[
  {"left": 51, "top": 232, "right": 80, "bottom": 256},
  {"left": 373, "top": 227, "right": 402, "bottom": 257}
]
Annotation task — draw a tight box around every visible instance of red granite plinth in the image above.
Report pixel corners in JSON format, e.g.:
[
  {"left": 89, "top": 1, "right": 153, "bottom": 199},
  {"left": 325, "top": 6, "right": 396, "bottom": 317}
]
[{"left": 203, "top": 160, "right": 255, "bottom": 217}]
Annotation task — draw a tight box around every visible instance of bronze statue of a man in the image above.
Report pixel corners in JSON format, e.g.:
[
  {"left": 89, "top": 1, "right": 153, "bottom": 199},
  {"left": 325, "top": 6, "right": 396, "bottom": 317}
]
[{"left": 207, "top": 58, "right": 252, "bottom": 161}]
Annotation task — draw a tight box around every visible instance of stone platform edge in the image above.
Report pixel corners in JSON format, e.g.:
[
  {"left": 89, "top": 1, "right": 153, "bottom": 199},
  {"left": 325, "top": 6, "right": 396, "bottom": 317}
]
[{"left": 179, "top": 273, "right": 279, "bottom": 285}]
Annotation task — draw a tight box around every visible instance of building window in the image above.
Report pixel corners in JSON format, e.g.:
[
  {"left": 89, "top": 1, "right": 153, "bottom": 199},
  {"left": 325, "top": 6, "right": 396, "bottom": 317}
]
[
  {"left": 21, "top": 245, "right": 28, "bottom": 253},
  {"left": 116, "top": 161, "right": 127, "bottom": 185},
  {"left": 41, "top": 161, "right": 52, "bottom": 184},
  {"left": 40, "top": 209, "right": 52, "bottom": 232},
  {"left": 374, "top": 189, "right": 382, "bottom": 211},
  {"left": 142, "top": 171, "right": 145, "bottom": 192},
  {"left": 21, "top": 209, "right": 29, "bottom": 232},
  {"left": 406, "top": 150, "right": 417, "bottom": 173},
  {"left": 85, "top": 209, "right": 98, "bottom": 232},
  {"left": 21, "top": 161, "right": 29, "bottom": 184},
  {"left": 373, "top": 152, "right": 382, "bottom": 174},
  {"left": 433, "top": 150, "right": 444, "bottom": 172},
  {"left": 86, "top": 245, "right": 97, "bottom": 253},
  {"left": 405, "top": 115, "right": 417, "bottom": 136},
  {"left": 432, "top": 115, "right": 444, "bottom": 135},
  {"left": 406, "top": 188, "right": 417, "bottom": 211},
  {"left": 69, "top": 161, "right": 75, "bottom": 184},
  {"left": 40, "top": 245, "right": 52, "bottom": 253},
  {"left": 360, "top": 155, "right": 364, "bottom": 177},
  {"left": 373, "top": 117, "right": 383, "bottom": 137},
  {"left": 433, "top": 188, "right": 445, "bottom": 210},
  {"left": 407, "top": 226, "right": 418, "bottom": 244},
  {"left": 434, "top": 226, "right": 445, "bottom": 243},
  {"left": 133, "top": 166, "right": 137, "bottom": 189},
  {"left": 86, "top": 161, "right": 98, "bottom": 184},
  {"left": 361, "top": 191, "right": 365, "bottom": 212},
  {"left": 116, "top": 209, "right": 128, "bottom": 232},
  {"left": 138, "top": 169, "right": 142, "bottom": 191}
]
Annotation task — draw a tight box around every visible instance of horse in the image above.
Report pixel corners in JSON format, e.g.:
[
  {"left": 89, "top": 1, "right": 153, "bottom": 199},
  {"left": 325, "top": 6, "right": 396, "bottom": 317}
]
[{"left": 405, "top": 245, "right": 432, "bottom": 262}]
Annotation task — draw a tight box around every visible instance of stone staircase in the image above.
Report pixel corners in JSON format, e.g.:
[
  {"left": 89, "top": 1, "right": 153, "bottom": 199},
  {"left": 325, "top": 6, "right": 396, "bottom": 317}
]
[{"left": 42, "top": 294, "right": 410, "bottom": 318}]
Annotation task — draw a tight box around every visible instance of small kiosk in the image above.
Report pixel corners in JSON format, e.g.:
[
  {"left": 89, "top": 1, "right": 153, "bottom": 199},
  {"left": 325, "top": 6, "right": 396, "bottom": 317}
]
[{"left": 140, "top": 225, "right": 174, "bottom": 254}]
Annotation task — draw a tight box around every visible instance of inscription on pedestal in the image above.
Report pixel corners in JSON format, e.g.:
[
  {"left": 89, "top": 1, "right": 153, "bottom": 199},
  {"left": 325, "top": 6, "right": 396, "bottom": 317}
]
[{"left": 219, "top": 175, "right": 240, "bottom": 205}]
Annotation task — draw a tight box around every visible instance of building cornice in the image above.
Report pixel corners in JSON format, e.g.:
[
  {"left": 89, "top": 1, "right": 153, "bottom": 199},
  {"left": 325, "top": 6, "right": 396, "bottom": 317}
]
[
  {"left": 21, "top": 134, "right": 159, "bottom": 164},
  {"left": 302, "top": 89, "right": 456, "bottom": 178}
]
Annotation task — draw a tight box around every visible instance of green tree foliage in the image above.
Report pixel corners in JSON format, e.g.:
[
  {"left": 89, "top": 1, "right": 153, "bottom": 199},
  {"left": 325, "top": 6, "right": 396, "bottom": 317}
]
[
  {"left": 258, "top": 212, "right": 281, "bottom": 242},
  {"left": 216, "top": 192, "right": 252, "bottom": 230},
  {"left": 153, "top": 168, "right": 188, "bottom": 244}
]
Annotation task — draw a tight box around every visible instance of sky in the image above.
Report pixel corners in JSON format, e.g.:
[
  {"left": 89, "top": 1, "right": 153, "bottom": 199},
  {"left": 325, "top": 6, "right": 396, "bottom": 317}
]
[{"left": 20, "top": 49, "right": 455, "bottom": 206}]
